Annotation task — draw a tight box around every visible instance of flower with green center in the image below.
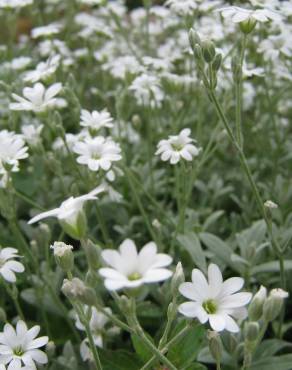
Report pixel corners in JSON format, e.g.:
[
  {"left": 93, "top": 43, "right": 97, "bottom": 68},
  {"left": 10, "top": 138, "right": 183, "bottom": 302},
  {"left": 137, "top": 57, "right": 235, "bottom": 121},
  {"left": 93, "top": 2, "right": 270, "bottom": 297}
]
[
  {"left": 99, "top": 239, "right": 173, "bottom": 291},
  {"left": 156, "top": 128, "right": 201, "bottom": 165},
  {"left": 178, "top": 264, "right": 252, "bottom": 332},
  {"left": 0, "top": 320, "right": 48, "bottom": 369}
]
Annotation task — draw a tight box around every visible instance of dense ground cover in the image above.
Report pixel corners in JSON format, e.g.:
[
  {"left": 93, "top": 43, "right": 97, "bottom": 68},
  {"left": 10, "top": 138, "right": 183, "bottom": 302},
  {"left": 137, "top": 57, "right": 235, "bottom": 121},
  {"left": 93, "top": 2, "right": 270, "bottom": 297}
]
[{"left": 0, "top": 0, "right": 291, "bottom": 369}]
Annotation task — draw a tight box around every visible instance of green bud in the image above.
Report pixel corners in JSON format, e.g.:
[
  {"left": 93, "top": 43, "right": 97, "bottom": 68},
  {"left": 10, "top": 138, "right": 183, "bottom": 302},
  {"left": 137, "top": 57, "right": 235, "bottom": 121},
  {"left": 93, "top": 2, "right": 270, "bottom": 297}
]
[
  {"left": 207, "top": 331, "right": 223, "bottom": 366},
  {"left": 248, "top": 285, "right": 267, "bottom": 321},
  {"left": 53, "top": 112, "right": 65, "bottom": 139},
  {"left": 38, "top": 223, "right": 52, "bottom": 245},
  {"left": 263, "top": 288, "right": 288, "bottom": 322},
  {"left": 202, "top": 40, "right": 216, "bottom": 63},
  {"left": 193, "top": 44, "right": 204, "bottom": 62},
  {"left": 239, "top": 18, "right": 257, "bottom": 34},
  {"left": 83, "top": 239, "right": 101, "bottom": 270},
  {"left": 62, "top": 278, "right": 97, "bottom": 306},
  {"left": 119, "top": 295, "right": 132, "bottom": 315},
  {"left": 132, "top": 114, "right": 141, "bottom": 127},
  {"left": 171, "top": 262, "right": 185, "bottom": 298},
  {"left": 244, "top": 322, "right": 259, "bottom": 343},
  {"left": 189, "top": 28, "right": 201, "bottom": 50},
  {"left": 46, "top": 341, "right": 56, "bottom": 358},
  {"left": 212, "top": 53, "right": 222, "bottom": 72},
  {"left": 51, "top": 241, "right": 74, "bottom": 272}
]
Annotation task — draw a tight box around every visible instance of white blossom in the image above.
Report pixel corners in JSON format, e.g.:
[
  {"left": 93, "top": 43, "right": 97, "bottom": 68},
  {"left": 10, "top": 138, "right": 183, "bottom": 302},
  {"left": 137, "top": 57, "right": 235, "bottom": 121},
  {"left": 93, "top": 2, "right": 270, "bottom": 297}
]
[
  {"left": 0, "top": 248, "right": 24, "bottom": 283},
  {"left": 178, "top": 264, "right": 252, "bottom": 332},
  {"left": 24, "top": 55, "right": 61, "bottom": 83},
  {"left": 99, "top": 239, "right": 173, "bottom": 291},
  {"left": 129, "top": 73, "right": 164, "bottom": 107},
  {"left": 9, "top": 83, "right": 65, "bottom": 113},
  {"left": 220, "top": 6, "right": 281, "bottom": 24},
  {"left": 0, "top": 0, "right": 33, "bottom": 9},
  {"left": 28, "top": 185, "right": 104, "bottom": 225},
  {"left": 0, "top": 130, "right": 28, "bottom": 173},
  {"left": 0, "top": 320, "right": 48, "bottom": 369},
  {"left": 156, "top": 128, "right": 201, "bottom": 164},
  {"left": 73, "top": 137, "right": 122, "bottom": 172},
  {"left": 80, "top": 109, "right": 114, "bottom": 131}
]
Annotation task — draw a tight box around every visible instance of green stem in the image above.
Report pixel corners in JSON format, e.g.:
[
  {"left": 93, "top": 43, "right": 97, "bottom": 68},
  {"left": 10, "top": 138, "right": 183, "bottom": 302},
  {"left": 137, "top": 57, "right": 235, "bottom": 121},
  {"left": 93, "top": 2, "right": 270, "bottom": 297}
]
[
  {"left": 140, "top": 323, "right": 192, "bottom": 370},
  {"left": 235, "top": 34, "right": 247, "bottom": 148},
  {"left": 74, "top": 303, "right": 103, "bottom": 370},
  {"left": 207, "top": 88, "right": 285, "bottom": 290},
  {"left": 5, "top": 284, "right": 24, "bottom": 320}
]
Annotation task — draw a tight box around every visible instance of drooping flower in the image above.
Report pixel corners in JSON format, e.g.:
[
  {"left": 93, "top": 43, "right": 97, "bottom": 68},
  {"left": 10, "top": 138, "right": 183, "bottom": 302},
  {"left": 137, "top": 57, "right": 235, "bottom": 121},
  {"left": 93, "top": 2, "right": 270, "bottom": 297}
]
[
  {"left": 73, "top": 137, "right": 122, "bottom": 172},
  {"left": 99, "top": 239, "right": 173, "bottom": 291},
  {"left": 0, "top": 130, "right": 28, "bottom": 173},
  {"left": 9, "top": 83, "right": 65, "bottom": 113},
  {"left": 80, "top": 109, "right": 114, "bottom": 131},
  {"left": 28, "top": 185, "right": 104, "bottom": 226},
  {"left": 0, "top": 248, "right": 24, "bottom": 283},
  {"left": 0, "top": 320, "right": 48, "bottom": 369},
  {"left": 156, "top": 128, "right": 201, "bottom": 164},
  {"left": 178, "top": 264, "right": 252, "bottom": 332}
]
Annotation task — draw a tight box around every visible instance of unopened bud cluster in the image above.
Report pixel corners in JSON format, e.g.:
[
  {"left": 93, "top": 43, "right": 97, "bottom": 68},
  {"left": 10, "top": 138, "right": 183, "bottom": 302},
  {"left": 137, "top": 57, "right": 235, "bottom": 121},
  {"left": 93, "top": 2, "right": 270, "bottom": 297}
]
[{"left": 189, "top": 29, "right": 222, "bottom": 90}]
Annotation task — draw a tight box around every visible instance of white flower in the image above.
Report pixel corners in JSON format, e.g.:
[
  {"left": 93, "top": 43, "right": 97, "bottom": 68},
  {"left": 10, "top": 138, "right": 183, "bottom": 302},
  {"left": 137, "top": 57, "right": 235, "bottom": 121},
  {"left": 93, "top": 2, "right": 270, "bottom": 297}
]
[
  {"left": 103, "top": 56, "right": 142, "bottom": 80},
  {"left": 99, "top": 239, "right": 173, "bottom": 291},
  {"left": 220, "top": 6, "right": 281, "bottom": 24},
  {"left": 21, "top": 124, "right": 43, "bottom": 146},
  {"left": 0, "top": 320, "right": 48, "bottom": 369},
  {"left": 0, "top": 130, "right": 28, "bottom": 173},
  {"left": 24, "top": 55, "right": 61, "bottom": 83},
  {"left": 80, "top": 109, "right": 114, "bottom": 131},
  {"left": 166, "top": 0, "right": 198, "bottom": 15},
  {"left": 129, "top": 73, "right": 164, "bottom": 107},
  {"left": 50, "top": 241, "right": 73, "bottom": 257},
  {"left": 0, "top": 0, "right": 33, "bottom": 9},
  {"left": 9, "top": 57, "right": 32, "bottom": 71},
  {"left": 73, "top": 137, "right": 122, "bottom": 172},
  {"left": 178, "top": 264, "right": 252, "bottom": 332},
  {"left": 31, "top": 23, "right": 62, "bottom": 39},
  {"left": 75, "top": 306, "right": 112, "bottom": 348},
  {"left": 9, "top": 83, "right": 65, "bottom": 113},
  {"left": 28, "top": 185, "right": 104, "bottom": 225},
  {"left": 156, "top": 128, "right": 201, "bottom": 164},
  {"left": 0, "top": 248, "right": 24, "bottom": 283}
]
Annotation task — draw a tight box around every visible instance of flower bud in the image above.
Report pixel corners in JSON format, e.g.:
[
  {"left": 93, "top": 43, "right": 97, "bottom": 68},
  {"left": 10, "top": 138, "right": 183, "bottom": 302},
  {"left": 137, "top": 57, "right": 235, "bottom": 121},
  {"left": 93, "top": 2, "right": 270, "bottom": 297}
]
[
  {"left": 38, "top": 223, "right": 52, "bottom": 245},
  {"left": 62, "top": 278, "right": 97, "bottom": 306},
  {"left": 264, "top": 200, "right": 278, "bottom": 209},
  {"left": 51, "top": 241, "right": 74, "bottom": 272},
  {"left": 53, "top": 112, "right": 65, "bottom": 139},
  {"left": 263, "top": 288, "right": 289, "bottom": 322},
  {"left": 83, "top": 239, "right": 101, "bottom": 270},
  {"left": 207, "top": 331, "right": 223, "bottom": 366},
  {"left": 171, "top": 262, "right": 185, "bottom": 298},
  {"left": 211, "top": 53, "right": 222, "bottom": 72},
  {"left": 46, "top": 341, "right": 56, "bottom": 358},
  {"left": 189, "top": 28, "right": 201, "bottom": 50},
  {"left": 248, "top": 285, "right": 267, "bottom": 321},
  {"left": 202, "top": 40, "right": 216, "bottom": 63},
  {"left": 167, "top": 302, "right": 177, "bottom": 321},
  {"left": 239, "top": 18, "right": 257, "bottom": 34},
  {"left": 244, "top": 322, "right": 259, "bottom": 343}
]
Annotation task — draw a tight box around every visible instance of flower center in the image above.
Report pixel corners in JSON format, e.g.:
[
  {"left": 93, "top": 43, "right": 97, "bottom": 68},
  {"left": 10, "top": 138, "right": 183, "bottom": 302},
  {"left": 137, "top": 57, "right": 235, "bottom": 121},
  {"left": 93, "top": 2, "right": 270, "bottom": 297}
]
[
  {"left": 171, "top": 142, "right": 183, "bottom": 151},
  {"left": 13, "top": 346, "right": 24, "bottom": 356},
  {"left": 128, "top": 272, "right": 141, "bottom": 281},
  {"left": 202, "top": 299, "right": 217, "bottom": 314}
]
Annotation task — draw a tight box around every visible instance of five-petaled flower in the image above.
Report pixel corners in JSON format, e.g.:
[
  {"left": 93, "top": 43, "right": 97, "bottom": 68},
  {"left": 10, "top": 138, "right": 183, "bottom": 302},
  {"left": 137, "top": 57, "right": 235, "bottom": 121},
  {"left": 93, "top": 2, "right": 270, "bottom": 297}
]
[
  {"left": 178, "top": 263, "right": 252, "bottom": 332},
  {"left": 99, "top": 239, "right": 173, "bottom": 291}
]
